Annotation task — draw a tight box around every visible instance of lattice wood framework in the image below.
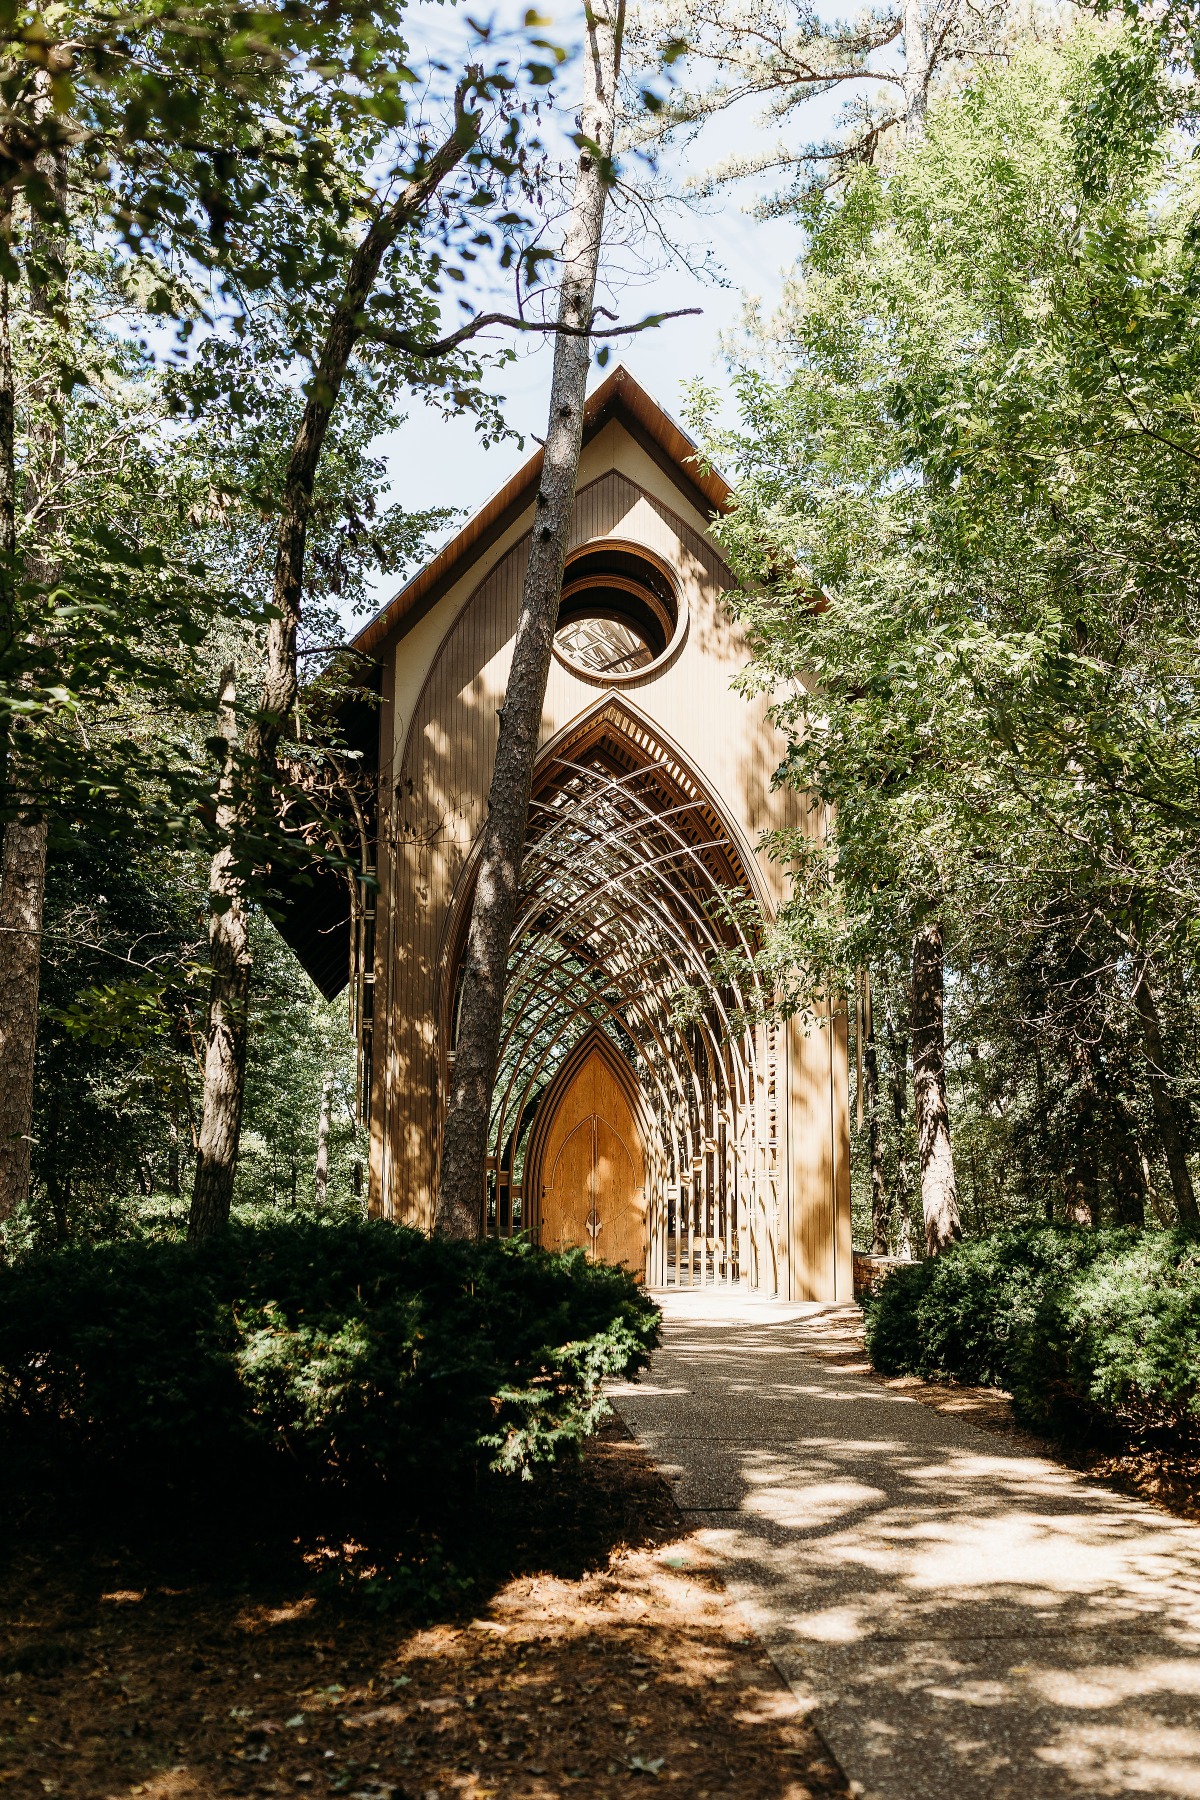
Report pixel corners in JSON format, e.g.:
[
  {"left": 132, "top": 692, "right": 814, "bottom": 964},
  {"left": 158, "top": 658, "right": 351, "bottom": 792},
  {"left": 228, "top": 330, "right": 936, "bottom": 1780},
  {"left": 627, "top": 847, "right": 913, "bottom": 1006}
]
[
  {"left": 344, "top": 368, "right": 851, "bottom": 1299},
  {"left": 444, "top": 707, "right": 785, "bottom": 1288}
]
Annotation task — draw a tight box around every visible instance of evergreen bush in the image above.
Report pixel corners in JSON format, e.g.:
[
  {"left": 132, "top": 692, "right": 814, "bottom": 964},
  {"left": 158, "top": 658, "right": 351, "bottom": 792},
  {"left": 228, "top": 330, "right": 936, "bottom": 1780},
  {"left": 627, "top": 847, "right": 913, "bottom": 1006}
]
[
  {"left": 0, "top": 1220, "right": 660, "bottom": 1505},
  {"left": 864, "top": 1226, "right": 1200, "bottom": 1443}
]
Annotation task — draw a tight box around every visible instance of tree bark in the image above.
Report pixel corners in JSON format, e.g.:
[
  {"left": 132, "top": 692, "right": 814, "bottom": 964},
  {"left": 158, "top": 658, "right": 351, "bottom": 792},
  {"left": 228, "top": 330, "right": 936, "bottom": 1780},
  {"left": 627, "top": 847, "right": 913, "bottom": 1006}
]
[
  {"left": 1131, "top": 956, "right": 1197, "bottom": 1224},
  {"left": 314, "top": 1070, "right": 333, "bottom": 1204},
  {"left": 188, "top": 667, "right": 249, "bottom": 1240},
  {"left": 885, "top": 1008, "right": 913, "bottom": 1257},
  {"left": 0, "top": 126, "right": 65, "bottom": 1230},
  {"left": 187, "top": 102, "right": 480, "bottom": 1241},
  {"left": 911, "top": 920, "right": 962, "bottom": 1255},
  {"left": 1062, "top": 1033, "right": 1100, "bottom": 1228},
  {"left": 435, "top": 1, "right": 624, "bottom": 1238},
  {"left": 0, "top": 817, "right": 48, "bottom": 1223},
  {"left": 1105, "top": 1096, "right": 1146, "bottom": 1227},
  {"left": 901, "top": 0, "right": 932, "bottom": 135},
  {"left": 863, "top": 975, "right": 888, "bottom": 1254}
]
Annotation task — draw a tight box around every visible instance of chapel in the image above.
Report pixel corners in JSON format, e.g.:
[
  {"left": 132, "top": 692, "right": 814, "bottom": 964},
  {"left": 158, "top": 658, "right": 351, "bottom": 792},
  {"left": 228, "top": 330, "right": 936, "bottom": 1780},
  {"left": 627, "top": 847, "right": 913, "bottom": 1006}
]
[{"left": 288, "top": 365, "right": 851, "bottom": 1301}]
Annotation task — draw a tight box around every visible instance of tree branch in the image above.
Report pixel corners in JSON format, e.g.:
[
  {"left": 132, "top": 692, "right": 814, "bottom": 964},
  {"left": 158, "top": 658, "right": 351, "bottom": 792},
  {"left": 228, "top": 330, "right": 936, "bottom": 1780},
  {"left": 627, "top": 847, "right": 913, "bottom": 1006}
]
[{"left": 364, "top": 304, "right": 701, "bottom": 359}]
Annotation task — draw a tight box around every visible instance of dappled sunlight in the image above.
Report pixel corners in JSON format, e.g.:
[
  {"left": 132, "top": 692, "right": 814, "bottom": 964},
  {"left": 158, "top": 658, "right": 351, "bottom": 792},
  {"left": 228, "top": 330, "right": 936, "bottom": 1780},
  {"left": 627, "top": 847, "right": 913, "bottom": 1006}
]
[
  {"left": 0, "top": 1426, "right": 849, "bottom": 1800},
  {"left": 614, "top": 1296, "right": 1200, "bottom": 1800}
]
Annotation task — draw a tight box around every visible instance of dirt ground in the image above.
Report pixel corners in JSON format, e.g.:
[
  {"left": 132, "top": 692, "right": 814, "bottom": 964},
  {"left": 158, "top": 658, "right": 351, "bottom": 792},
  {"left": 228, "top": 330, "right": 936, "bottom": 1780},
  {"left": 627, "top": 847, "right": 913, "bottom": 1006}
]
[
  {"left": 9, "top": 1309, "right": 1190, "bottom": 1800},
  {"left": 0, "top": 1425, "right": 849, "bottom": 1800}
]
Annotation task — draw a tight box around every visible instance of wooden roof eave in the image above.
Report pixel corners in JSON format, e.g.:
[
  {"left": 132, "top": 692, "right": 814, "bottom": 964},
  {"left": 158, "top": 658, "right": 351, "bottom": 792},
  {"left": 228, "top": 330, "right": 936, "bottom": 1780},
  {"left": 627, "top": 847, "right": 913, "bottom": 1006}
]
[{"left": 350, "top": 363, "right": 733, "bottom": 663}]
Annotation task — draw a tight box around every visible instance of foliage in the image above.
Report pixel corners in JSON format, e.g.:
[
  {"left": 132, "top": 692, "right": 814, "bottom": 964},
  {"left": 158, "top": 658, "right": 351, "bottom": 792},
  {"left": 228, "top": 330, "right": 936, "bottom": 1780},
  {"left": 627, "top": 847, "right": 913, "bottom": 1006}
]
[
  {"left": 865, "top": 1225, "right": 1200, "bottom": 1440},
  {"left": 0, "top": 825, "right": 363, "bottom": 1252},
  {"left": 689, "top": 26, "right": 1200, "bottom": 1239},
  {"left": 0, "top": 1221, "right": 661, "bottom": 1505}
]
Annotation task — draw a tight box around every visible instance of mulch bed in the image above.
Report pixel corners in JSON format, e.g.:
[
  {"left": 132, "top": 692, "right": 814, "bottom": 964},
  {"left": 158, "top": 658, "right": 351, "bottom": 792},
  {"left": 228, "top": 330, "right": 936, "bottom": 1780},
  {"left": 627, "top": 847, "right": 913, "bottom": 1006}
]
[{"left": 0, "top": 1423, "right": 849, "bottom": 1800}]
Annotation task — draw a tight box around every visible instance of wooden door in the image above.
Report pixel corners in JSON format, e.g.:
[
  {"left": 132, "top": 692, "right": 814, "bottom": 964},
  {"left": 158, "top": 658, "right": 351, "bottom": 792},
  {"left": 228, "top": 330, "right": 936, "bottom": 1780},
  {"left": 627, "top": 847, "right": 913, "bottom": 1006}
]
[{"left": 539, "top": 1046, "right": 647, "bottom": 1275}]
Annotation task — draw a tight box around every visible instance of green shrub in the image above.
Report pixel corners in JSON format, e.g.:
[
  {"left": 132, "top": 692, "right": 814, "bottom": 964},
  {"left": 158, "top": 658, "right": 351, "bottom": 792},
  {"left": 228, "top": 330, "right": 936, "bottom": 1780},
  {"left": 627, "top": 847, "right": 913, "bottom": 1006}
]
[
  {"left": 0, "top": 1220, "right": 660, "bottom": 1505},
  {"left": 864, "top": 1225, "right": 1200, "bottom": 1444}
]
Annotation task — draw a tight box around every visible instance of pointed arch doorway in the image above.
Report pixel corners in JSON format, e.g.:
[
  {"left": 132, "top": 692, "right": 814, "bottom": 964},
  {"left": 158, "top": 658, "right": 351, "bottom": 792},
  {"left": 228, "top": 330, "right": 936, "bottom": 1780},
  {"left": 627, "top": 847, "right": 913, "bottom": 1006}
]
[{"left": 527, "top": 1029, "right": 650, "bottom": 1276}]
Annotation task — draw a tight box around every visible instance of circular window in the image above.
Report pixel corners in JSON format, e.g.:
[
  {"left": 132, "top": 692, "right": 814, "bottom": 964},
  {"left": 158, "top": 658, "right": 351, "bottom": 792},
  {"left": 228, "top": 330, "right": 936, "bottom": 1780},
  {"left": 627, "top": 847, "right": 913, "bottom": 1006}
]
[{"left": 552, "top": 543, "right": 684, "bottom": 686}]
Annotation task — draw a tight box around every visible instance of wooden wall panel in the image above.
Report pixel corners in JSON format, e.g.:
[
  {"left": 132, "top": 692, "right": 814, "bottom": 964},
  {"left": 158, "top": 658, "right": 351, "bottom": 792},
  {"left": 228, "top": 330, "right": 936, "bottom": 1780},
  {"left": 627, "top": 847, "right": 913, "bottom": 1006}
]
[{"left": 370, "top": 454, "right": 852, "bottom": 1296}]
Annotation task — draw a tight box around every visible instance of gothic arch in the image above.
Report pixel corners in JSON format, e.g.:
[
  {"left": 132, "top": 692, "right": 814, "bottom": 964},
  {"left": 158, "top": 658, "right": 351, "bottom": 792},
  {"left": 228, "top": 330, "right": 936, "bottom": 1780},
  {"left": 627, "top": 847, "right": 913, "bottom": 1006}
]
[
  {"left": 439, "top": 695, "right": 786, "bottom": 1288},
  {"left": 351, "top": 370, "right": 850, "bottom": 1300}
]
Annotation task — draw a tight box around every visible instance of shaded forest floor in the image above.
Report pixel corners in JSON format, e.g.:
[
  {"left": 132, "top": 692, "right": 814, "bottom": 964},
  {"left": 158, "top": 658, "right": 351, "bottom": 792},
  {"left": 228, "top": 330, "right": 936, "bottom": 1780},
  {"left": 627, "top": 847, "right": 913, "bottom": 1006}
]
[{"left": 0, "top": 1423, "right": 848, "bottom": 1800}]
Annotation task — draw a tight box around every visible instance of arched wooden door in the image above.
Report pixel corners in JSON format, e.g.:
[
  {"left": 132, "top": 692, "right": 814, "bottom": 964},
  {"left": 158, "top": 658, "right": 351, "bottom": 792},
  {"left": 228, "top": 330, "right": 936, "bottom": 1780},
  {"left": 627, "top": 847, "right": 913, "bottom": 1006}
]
[{"left": 538, "top": 1045, "right": 647, "bottom": 1275}]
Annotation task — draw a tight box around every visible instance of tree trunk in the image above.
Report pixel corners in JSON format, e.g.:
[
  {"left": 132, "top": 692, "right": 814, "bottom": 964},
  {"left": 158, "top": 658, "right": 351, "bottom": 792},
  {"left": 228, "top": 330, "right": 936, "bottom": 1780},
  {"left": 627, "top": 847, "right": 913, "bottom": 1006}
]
[
  {"left": 886, "top": 1009, "right": 913, "bottom": 1257},
  {"left": 1130, "top": 957, "right": 1197, "bottom": 1224},
  {"left": 1106, "top": 1099, "right": 1146, "bottom": 1227},
  {"left": 435, "top": 1, "right": 624, "bottom": 1237},
  {"left": 911, "top": 920, "right": 962, "bottom": 1255},
  {"left": 314, "top": 1070, "right": 333, "bottom": 1204},
  {"left": 167, "top": 1120, "right": 181, "bottom": 1198},
  {"left": 188, "top": 667, "right": 251, "bottom": 1240},
  {"left": 186, "top": 107, "right": 479, "bottom": 1240},
  {"left": 0, "top": 129, "right": 66, "bottom": 1230},
  {"left": 0, "top": 817, "right": 47, "bottom": 1222},
  {"left": 901, "top": 0, "right": 932, "bottom": 135},
  {"left": 863, "top": 975, "right": 888, "bottom": 1254},
  {"left": 1062, "top": 1034, "right": 1100, "bottom": 1228}
]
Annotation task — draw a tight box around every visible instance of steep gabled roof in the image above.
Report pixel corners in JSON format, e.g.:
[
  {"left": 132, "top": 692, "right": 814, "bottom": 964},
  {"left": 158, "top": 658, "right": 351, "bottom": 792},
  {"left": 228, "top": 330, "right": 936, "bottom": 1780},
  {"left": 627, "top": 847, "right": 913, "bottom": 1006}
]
[
  {"left": 284, "top": 368, "right": 730, "bottom": 1001},
  {"left": 352, "top": 363, "right": 731, "bottom": 660}
]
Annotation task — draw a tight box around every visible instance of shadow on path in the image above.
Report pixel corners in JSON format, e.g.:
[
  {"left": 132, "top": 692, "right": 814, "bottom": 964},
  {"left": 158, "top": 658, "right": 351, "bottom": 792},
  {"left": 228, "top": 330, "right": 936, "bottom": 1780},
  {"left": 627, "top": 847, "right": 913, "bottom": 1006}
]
[{"left": 611, "top": 1296, "right": 1200, "bottom": 1800}]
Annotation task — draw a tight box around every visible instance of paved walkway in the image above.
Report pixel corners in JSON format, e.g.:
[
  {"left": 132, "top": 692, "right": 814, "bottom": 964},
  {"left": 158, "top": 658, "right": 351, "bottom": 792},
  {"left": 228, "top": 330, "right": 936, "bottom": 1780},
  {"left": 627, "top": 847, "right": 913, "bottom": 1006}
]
[{"left": 610, "top": 1290, "right": 1200, "bottom": 1800}]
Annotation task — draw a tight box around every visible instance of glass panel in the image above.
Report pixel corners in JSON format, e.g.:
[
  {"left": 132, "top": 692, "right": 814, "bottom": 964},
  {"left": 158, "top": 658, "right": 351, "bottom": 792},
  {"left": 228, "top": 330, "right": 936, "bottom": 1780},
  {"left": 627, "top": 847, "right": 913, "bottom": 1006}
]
[{"left": 555, "top": 614, "right": 655, "bottom": 674}]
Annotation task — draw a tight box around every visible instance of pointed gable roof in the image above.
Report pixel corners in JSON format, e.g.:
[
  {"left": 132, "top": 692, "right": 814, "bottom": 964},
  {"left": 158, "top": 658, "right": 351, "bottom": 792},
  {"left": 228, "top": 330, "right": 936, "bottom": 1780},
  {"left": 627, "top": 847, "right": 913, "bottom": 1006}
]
[{"left": 352, "top": 363, "right": 731, "bottom": 660}]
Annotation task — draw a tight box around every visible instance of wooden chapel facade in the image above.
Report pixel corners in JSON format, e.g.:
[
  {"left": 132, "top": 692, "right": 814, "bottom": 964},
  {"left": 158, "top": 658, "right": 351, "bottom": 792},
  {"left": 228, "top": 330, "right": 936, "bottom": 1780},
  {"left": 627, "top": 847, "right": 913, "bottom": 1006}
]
[{"left": 327, "top": 366, "right": 851, "bottom": 1301}]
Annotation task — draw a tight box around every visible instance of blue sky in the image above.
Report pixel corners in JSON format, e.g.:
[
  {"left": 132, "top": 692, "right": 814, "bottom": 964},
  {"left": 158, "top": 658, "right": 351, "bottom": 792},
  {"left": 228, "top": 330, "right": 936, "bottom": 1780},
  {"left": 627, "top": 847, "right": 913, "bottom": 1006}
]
[{"left": 357, "top": 1, "right": 857, "bottom": 616}]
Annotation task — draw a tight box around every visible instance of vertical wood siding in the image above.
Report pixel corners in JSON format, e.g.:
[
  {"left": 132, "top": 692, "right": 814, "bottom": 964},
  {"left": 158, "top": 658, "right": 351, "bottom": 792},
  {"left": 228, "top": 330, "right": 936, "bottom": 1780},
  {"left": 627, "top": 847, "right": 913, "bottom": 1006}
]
[{"left": 371, "top": 464, "right": 849, "bottom": 1297}]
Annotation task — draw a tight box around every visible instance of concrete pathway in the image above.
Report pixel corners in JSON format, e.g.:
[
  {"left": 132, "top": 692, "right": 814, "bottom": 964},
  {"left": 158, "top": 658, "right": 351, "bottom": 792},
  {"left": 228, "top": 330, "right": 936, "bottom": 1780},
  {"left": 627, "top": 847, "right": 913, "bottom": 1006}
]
[{"left": 609, "top": 1289, "right": 1200, "bottom": 1800}]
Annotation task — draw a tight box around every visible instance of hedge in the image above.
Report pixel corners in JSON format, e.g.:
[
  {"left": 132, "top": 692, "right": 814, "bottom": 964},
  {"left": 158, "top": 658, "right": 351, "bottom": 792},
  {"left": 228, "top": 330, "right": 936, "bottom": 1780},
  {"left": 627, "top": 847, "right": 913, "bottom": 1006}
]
[
  {"left": 864, "top": 1225, "right": 1200, "bottom": 1443},
  {"left": 0, "top": 1220, "right": 660, "bottom": 1505}
]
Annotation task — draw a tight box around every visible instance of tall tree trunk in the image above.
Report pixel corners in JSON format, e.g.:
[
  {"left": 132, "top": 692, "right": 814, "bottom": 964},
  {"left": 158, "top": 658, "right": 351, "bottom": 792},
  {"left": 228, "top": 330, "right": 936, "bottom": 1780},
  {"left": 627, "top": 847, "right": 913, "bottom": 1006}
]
[
  {"left": 189, "top": 667, "right": 249, "bottom": 1239},
  {"left": 1131, "top": 956, "right": 1197, "bottom": 1224},
  {"left": 436, "top": 1, "right": 624, "bottom": 1237},
  {"left": 1062, "top": 1033, "right": 1100, "bottom": 1228},
  {"left": 1106, "top": 1095, "right": 1146, "bottom": 1227},
  {"left": 314, "top": 1070, "right": 333, "bottom": 1204},
  {"left": 886, "top": 1009, "right": 913, "bottom": 1257},
  {"left": 863, "top": 975, "right": 888, "bottom": 1254},
  {"left": 901, "top": 0, "right": 932, "bottom": 135},
  {"left": 187, "top": 106, "right": 479, "bottom": 1241},
  {"left": 0, "top": 129, "right": 65, "bottom": 1229},
  {"left": 167, "top": 1120, "right": 181, "bottom": 1199},
  {"left": 911, "top": 920, "right": 962, "bottom": 1255}
]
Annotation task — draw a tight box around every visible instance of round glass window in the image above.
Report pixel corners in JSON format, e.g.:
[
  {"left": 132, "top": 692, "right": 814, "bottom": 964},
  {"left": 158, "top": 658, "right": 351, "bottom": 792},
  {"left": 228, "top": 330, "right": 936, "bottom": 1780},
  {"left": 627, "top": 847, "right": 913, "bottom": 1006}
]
[{"left": 552, "top": 546, "right": 682, "bottom": 685}]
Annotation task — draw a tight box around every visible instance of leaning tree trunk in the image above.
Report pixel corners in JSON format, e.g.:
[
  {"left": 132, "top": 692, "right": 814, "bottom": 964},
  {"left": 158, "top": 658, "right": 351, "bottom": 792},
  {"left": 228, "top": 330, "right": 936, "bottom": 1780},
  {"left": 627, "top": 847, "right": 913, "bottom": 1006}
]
[
  {"left": 1131, "top": 955, "right": 1197, "bottom": 1225},
  {"left": 862, "top": 975, "right": 888, "bottom": 1255},
  {"left": 186, "top": 107, "right": 479, "bottom": 1241},
  {"left": 0, "top": 133, "right": 66, "bottom": 1230},
  {"left": 436, "top": 0, "right": 624, "bottom": 1238},
  {"left": 911, "top": 920, "right": 962, "bottom": 1255},
  {"left": 313, "top": 1070, "right": 333, "bottom": 1204}
]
